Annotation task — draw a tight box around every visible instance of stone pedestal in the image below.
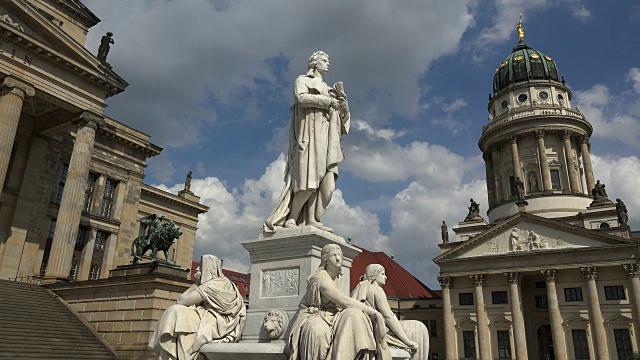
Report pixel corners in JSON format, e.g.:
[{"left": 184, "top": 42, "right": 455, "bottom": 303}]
[{"left": 109, "top": 261, "right": 190, "bottom": 279}]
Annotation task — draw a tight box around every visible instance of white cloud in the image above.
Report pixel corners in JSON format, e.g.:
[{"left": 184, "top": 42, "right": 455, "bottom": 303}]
[
  {"left": 591, "top": 154, "right": 640, "bottom": 230},
  {"left": 84, "top": 0, "right": 474, "bottom": 147},
  {"left": 628, "top": 68, "right": 640, "bottom": 94}
]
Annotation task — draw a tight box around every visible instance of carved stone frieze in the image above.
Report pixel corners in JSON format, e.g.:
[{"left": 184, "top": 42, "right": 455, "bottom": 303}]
[
  {"left": 580, "top": 266, "right": 597, "bottom": 280},
  {"left": 261, "top": 267, "right": 299, "bottom": 298},
  {"left": 438, "top": 276, "right": 453, "bottom": 288},
  {"left": 470, "top": 274, "right": 485, "bottom": 286},
  {"left": 0, "top": 14, "right": 24, "bottom": 32},
  {"left": 541, "top": 269, "right": 557, "bottom": 283}
]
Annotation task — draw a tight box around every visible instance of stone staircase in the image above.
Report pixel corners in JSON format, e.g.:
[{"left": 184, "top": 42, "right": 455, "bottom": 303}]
[{"left": 0, "top": 279, "right": 117, "bottom": 359}]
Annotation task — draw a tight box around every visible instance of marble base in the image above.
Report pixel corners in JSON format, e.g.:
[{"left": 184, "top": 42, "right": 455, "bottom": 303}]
[
  {"left": 108, "top": 261, "right": 189, "bottom": 279},
  {"left": 200, "top": 341, "right": 411, "bottom": 360},
  {"left": 240, "top": 226, "right": 361, "bottom": 341}
]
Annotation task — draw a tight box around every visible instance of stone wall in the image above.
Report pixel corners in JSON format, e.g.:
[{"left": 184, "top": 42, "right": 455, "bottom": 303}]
[{"left": 47, "top": 273, "right": 191, "bottom": 360}]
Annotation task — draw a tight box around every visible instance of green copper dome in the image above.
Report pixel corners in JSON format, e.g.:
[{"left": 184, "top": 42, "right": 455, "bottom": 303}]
[{"left": 493, "top": 43, "right": 560, "bottom": 94}]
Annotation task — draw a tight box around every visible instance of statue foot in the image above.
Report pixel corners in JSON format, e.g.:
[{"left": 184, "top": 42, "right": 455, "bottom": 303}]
[
  {"left": 283, "top": 219, "right": 297, "bottom": 228},
  {"left": 308, "top": 221, "right": 333, "bottom": 233}
]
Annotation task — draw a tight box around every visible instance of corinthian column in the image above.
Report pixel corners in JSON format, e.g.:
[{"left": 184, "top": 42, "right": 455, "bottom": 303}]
[
  {"left": 471, "top": 274, "right": 491, "bottom": 360},
  {"left": 561, "top": 130, "right": 580, "bottom": 192},
  {"left": 438, "top": 276, "right": 457, "bottom": 360},
  {"left": 491, "top": 145, "right": 504, "bottom": 203},
  {"left": 509, "top": 135, "right": 523, "bottom": 184},
  {"left": 580, "top": 267, "right": 609, "bottom": 359},
  {"left": 44, "top": 112, "right": 104, "bottom": 281},
  {"left": 541, "top": 269, "right": 567, "bottom": 360},
  {"left": 535, "top": 129, "right": 552, "bottom": 191},
  {"left": 0, "top": 77, "right": 34, "bottom": 191},
  {"left": 484, "top": 152, "right": 496, "bottom": 207},
  {"left": 579, "top": 136, "right": 596, "bottom": 193},
  {"left": 624, "top": 264, "right": 640, "bottom": 346},
  {"left": 505, "top": 272, "right": 528, "bottom": 359}
]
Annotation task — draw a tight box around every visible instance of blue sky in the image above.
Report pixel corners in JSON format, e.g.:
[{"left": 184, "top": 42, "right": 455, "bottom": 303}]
[{"left": 84, "top": 0, "right": 640, "bottom": 288}]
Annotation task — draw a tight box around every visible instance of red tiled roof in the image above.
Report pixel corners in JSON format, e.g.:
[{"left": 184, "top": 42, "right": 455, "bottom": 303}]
[
  {"left": 351, "top": 246, "right": 441, "bottom": 300},
  {"left": 191, "top": 261, "right": 251, "bottom": 297}
]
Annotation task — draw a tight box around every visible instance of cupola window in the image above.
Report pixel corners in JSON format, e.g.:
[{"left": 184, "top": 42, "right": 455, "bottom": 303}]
[
  {"left": 501, "top": 100, "right": 509, "bottom": 110},
  {"left": 538, "top": 91, "right": 549, "bottom": 101},
  {"left": 517, "top": 93, "right": 528, "bottom": 103}
]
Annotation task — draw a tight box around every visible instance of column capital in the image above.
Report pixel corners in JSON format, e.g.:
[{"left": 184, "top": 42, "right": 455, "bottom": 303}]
[
  {"left": 508, "top": 135, "right": 518, "bottom": 144},
  {"left": 470, "top": 274, "right": 485, "bottom": 286},
  {"left": 580, "top": 266, "right": 598, "bottom": 280},
  {"left": 561, "top": 129, "right": 572, "bottom": 140},
  {"left": 504, "top": 271, "right": 521, "bottom": 284},
  {"left": 438, "top": 276, "right": 453, "bottom": 288},
  {"left": 2, "top": 76, "right": 35, "bottom": 98},
  {"left": 541, "top": 269, "right": 557, "bottom": 283},
  {"left": 535, "top": 129, "right": 545, "bottom": 139},
  {"left": 623, "top": 264, "right": 640, "bottom": 278},
  {"left": 72, "top": 111, "right": 105, "bottom": 131}
]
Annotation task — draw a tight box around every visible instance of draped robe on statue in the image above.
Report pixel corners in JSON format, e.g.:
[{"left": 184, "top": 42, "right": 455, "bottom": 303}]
[
  {"left": 263, "top": 74, "right": 350, "bottom": 231},
  {"left": 149, "top": 255, "right": 246, "bottom": 360},
  {"left": 351, "top": 280, "right": 430, "bottom": 360},
  {"left": 285, "top": 270, "right": 377, "bottom": 360}
]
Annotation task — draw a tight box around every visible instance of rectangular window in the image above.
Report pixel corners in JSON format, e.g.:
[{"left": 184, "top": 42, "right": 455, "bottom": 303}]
[
  {"left": 55, "top": 163, "right": 69, "bottom": 204},
  {"left": 614, "top": 329, "right": 633, "bottom": 360},
  {"left": 94, "top": 231, "right": 107, "bottom": 251},
  {"left": 459, "top": 292, "right": 474, "bottom": 306},
  {"left": 572, "top": 329, "right": 590, "bottom": 359},
  {"left": 243, "top": 284, "right": 248, "bottom": 292},
  {"left": 89, "top": 264, "right": 101, "bottom": 280},
  {"left": 550, "top": 169, "right": 561, "bottom": 190},
  {"left": 605, "top": 286, "right": 626, "bottom": 301},
  {"left": 99, "top": 179, "right": 116, "bottom": 218},
  {"left": 564, "top": 287, "right": 583, "bottom": 302},
  {"left": 68, "top": 259, "right": 78, "bottom": 280},
  {"left": 463, "top": 331, "right": 476, "bottom": 358},
  {"left": 492, "top": 291, "right": 508, "bottom": 304},
  {"left": 535, "top": 295, "right": 549, "bottom": 309},
  {"left": 535, "top": 281, "right": 547, "bottom": 289},
  {"left": 83, "top": 172, "right": 97, "bottom": 212},
  {"left": 75, "top": 227, "right": 87, "bottom": 250},
  {"left": 430, "top": 320, "right": 438, "bottom": 337},
  {"left": 497, "top": 330, "right": 511, "bottom": 359}
]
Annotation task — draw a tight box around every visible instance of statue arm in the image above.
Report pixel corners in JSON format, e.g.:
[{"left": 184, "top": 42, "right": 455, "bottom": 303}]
[
  {"left": 294, "top": 77, "right": 332, "bottom": 110},
  {"left": 177, "top": 284, "right": 205, "bottom": 306},
  {"left": 372, "top": 287, "right": 416, "bottom": 347}
]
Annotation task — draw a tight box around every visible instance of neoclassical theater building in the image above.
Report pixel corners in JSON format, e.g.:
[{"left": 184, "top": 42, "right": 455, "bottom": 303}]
[
  {"left": 434, "top": 28, "right": 639, "bottom": 360},
  {"left": 0, "top": 1, "right": 207, "bottom": 282}
]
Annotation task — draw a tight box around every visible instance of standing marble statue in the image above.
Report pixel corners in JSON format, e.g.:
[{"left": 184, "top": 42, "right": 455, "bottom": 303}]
[
  {"left": 514, "top": 176, "right": 525, "bottom": 201},
  {"left": 263, "top": 51, "right": 350, "bottom": 233},
  {"left": 149, "top": 255, "right": 246, "bottom": 360},
  {"left": 616, "top": 198, "right": 629, "bottom": 225},
  {"left": 185, "top": 171, "right": 193, "bottom": 192},
  {"left": 351, "top": 264, "right": 429, "bottom": 360},
  {"left": 440, "top": 221, "right": 449, "bottom": 243},
  {"left": 97, "top": 32, "right": 114, "bottom": 61}
]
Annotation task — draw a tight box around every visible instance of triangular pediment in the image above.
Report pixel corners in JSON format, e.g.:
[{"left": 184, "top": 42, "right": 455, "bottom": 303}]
[
  {"left": 455, "top": 317, "right": 477, "bottom": 326},
  {"left": 435, "top": 213, "right": 634, "bottom": 262},
  {"left": 490, "top": 316, "right": 511, "bottom": 325},
  {"left": 606, "top": 314, "right": 633, "bottom": 324},
  {"left": 0, "top": 1, "right": 126, "bottom": 96},
  {"left": 564, "top": 315, "right": 589, "bottom": 325}
]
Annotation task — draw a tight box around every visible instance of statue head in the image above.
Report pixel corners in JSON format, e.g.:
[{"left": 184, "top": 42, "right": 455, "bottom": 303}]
[
  {"left": 262, "top": 310, "right": 288, "bottom": 340},
  {"left": 307, "top": 51, "right": 329, "bottom": 76},
  {"left": 617, "top": 198, "right": 621, "bottom": 203},
  {"left": 320, "top": 244, "right": 342, "bottom": 271},
  {"left": 363, "top": 264, "right": 386, "bottom": 286},
  {"left": 200, "top": 255, "right": 223, "bottom": 284},
  {"left": 106, "top": 32, "right": 113, "bottom": 37}
]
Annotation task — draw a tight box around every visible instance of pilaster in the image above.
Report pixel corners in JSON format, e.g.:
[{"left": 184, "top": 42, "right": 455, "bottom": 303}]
[
  {"left": 541, "top": 269, "right": 567, "bottom": 360},
  {"left": 624, "top": 264, "right": 640, "bottom": 348},
  {"left": 471, "top": 274, "right": 491, "bottom": 360}
]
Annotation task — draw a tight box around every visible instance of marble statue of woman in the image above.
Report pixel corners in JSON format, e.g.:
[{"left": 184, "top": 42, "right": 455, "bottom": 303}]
[
  {"left": 149, "top": 255, "right": 246, "bottom": 360},
  {"left": 285, "top": 244, "right": 386, "bottom": 360},
  {"left": 263, "top": 51, "right": 350, "bottom": 233},
  {"left": 351, "top": 264, "right": 430, "bottom": 360}
]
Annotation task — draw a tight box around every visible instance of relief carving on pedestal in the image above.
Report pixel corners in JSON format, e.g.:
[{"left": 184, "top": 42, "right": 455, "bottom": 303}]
[{"left": 261, "top": 267, "right": 300, "bottom": 298}]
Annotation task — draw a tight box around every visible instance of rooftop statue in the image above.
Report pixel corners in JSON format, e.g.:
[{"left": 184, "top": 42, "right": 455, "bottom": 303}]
[
  {"left": 184, "top": 171, "right": 193, "bottom": 192},
  {"left": 285, "top": 244, "right": 386, "bottom": 360},
  {"left": 263, "top": 51, "right": 350, "bottom": 233},
  {"left": 149, "top": 255, "right": 246, "bottom": 359},
  {"left": 131, "top": 214, "right": 183, "bottom": 264},
  {"left": 351, "top": 264, "right": 430, "bottom": 360},
  {"left": 464, "top": 199, "right": 481, "bottom": 221},
  {"left": 517, "top": 14, "right": 525, "bottom": 43},
  {"left": 441, "top": 221, "right": 449, "bottom": 243},
  {"left": 616, "top": 198, "right": 629, "bottom": 226},
  {"left": 97, "top": 32, "right": 114, "bottom": 62}
]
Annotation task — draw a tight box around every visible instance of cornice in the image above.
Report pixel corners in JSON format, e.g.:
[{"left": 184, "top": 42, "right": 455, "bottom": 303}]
[
  {"left": 97, "top": 123, "right": 162, "bottom": 159},
  {"left": 141, "top": 184, "right": 209, "bottom": 214}
]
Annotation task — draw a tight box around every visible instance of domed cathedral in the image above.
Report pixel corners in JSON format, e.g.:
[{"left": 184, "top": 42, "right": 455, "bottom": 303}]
[
  {"left": 481, "top": 17, "right": 595, "bottom": 222},
  {"left": 434, "top": 16, "right": 639, "bottom": 360}
]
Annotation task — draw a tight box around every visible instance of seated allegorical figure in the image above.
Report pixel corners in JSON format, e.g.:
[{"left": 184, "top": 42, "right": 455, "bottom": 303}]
[
  {"left": 149, "top": 255, "right": 246, "bottom": 360},
  {"left": 285, "top": 244, "right": 387, "bottom": 360},
  {"left": 351, "top": 264, "right": 430, "bottom": 360}
]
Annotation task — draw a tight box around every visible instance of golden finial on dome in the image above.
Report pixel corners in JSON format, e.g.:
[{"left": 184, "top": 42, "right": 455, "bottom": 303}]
[{"left": 517, "top": 13, "right": 525, "bottom": 43}]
